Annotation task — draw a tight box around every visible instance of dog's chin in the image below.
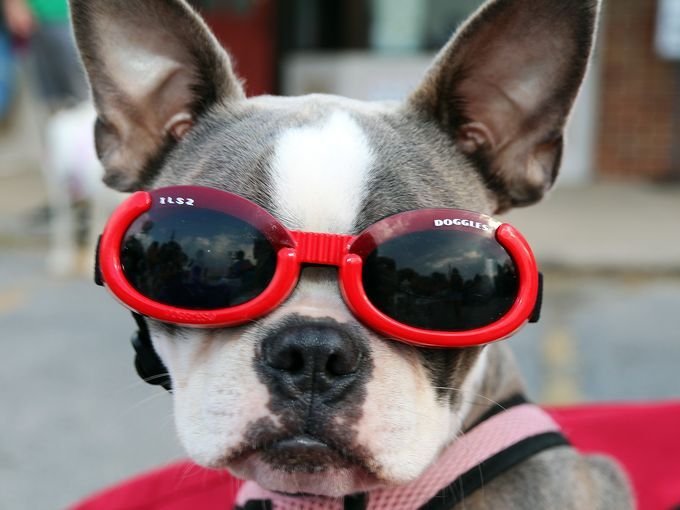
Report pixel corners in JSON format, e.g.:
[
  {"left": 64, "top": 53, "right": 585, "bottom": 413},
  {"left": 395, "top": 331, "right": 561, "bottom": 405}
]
[
  {"left": 214, "top": 437, "right": 383, "bottom": 497},
  {"left": 230, "top": 455, "right": 381, "bottom": 497}
]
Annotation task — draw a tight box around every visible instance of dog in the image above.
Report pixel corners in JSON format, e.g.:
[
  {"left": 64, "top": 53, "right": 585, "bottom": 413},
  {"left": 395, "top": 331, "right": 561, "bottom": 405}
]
[
  {"left": 70, "top": 0, "right": 633, "bottom": 508},
  {"left": 42, "top": 101, "right": 124, "bottom": 276}
]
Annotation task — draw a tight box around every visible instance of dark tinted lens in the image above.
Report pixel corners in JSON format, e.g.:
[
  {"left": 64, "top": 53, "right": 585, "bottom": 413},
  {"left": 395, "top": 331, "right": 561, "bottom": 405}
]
[
  {"left": 362, "top": 230, "right": 518, "bottom": 331},
  {"left": 120, "top": 207, "right": 277, "bottom": 310}
]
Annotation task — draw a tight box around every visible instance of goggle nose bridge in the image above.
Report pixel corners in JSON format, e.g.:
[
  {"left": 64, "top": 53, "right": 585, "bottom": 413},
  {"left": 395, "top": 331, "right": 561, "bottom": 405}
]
[{"left": 290, "top": 231, "right": 355, "bottom": 266}]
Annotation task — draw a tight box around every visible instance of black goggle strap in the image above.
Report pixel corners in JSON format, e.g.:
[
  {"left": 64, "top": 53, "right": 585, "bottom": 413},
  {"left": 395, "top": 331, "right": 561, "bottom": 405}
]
[
  {"left": 94, "top": 235, "right": 104, "bottom": 287},
  {"left": 94, "top": 235, "right": 172, "bottom": 391},
  {"left": 131, "top": 312, "right": 173, "bottom": 392},
  {"left": 529, "top": 272, "right": 543, "bottom": 324}
]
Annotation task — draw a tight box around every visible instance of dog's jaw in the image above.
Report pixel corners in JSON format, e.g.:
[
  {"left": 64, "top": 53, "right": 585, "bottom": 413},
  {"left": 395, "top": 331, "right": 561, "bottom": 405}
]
[{"left": 228, "top": 455, "right": 383, "bottom": 498}]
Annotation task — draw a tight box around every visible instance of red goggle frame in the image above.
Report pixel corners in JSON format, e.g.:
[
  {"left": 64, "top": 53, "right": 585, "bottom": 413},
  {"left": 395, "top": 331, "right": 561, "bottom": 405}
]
[{"left": 97, "top": 186, "right": 540, "bottom": 348}]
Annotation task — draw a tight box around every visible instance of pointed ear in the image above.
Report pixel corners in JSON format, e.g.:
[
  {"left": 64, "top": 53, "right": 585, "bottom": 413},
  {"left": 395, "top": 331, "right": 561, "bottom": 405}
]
[
  {"left": 70, "top": 0, "right": 245, "bottom": 191},
  {"left": 409, "top": 0, "right": 599, "bottom": 211}
]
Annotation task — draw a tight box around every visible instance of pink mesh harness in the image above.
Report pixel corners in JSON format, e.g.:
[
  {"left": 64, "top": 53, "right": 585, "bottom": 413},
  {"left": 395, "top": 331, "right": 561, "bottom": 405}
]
[{"left": 235, "top": 402, "right": 567, "bottom": 510}]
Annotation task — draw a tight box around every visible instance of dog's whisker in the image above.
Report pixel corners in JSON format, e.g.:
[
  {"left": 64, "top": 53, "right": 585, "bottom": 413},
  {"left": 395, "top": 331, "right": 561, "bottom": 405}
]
[
  {"left": 431, "top": 387, "right": 509, "bottom": 411},
  {"left": 99, "top": 377, "right": 167, "bottom": 400},
  {"left": 120, "top": 391, "right": 171, "bottom": 417}
]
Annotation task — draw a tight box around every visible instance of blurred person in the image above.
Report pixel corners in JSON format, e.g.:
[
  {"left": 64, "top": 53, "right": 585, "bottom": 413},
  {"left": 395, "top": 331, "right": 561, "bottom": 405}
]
[
  {"left": 2, "top": 0, "right": 86, "bottom": 109},
  {"left": 0, "top": 13, "right": 15, "bottom": 121},
  {"left": 2, "top": 0, "right": 119, "bottom": 276}
]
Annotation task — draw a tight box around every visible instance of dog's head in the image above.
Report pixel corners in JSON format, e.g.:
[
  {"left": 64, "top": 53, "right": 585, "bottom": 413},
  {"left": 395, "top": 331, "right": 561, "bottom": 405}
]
[{"left": 71, "top": 0, "right": 597, "bottom": 497}]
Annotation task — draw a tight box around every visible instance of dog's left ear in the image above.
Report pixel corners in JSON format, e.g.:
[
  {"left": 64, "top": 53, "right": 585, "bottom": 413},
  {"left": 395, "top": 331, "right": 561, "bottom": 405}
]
[
  {"left": 70, "top": 0, "right": 245, "bottom": 191},
  {"left": 410, "top": 0, "right": 599, "bottom": 212}
]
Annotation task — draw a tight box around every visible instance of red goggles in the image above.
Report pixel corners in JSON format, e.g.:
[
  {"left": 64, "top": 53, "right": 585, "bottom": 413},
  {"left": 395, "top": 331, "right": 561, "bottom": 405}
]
[{"left": 96, "top": 186, "right": 541, "bottom": 348}]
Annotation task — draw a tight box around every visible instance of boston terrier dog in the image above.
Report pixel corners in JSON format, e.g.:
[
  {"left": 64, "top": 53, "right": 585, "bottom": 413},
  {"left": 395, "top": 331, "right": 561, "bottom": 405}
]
[{"left": 71, "top": 0, "right": 632, "bottom": 508}]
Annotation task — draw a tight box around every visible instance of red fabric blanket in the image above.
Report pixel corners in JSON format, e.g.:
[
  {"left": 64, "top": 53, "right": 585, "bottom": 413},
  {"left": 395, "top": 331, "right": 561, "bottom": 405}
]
[
  {"left": 548, "top": 402, "right": 680, "bottom": 510},
  {"left": 72, "top": 402, "right": 680, "bottom": 510}
]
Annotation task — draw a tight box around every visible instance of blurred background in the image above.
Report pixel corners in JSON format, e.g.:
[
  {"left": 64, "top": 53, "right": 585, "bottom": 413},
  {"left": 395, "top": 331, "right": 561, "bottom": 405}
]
[{"left": 0, "top": 0, "right": 679, "bottom": 508}]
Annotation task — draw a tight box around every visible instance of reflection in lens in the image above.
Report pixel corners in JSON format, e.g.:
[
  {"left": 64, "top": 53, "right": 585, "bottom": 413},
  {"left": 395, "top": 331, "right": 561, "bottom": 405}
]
[
  {"left": 362, "top": 230, "right": 518, "bottom": 331},
  {"left": 120, "top": 208, "right": 277, "bottom": 310}
]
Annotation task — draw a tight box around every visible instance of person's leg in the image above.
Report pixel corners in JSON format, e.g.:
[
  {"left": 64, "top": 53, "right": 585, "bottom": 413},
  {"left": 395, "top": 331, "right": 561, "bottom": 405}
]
[
  {"left": 29, "top": 22, "right": 87, "bottom": 109},
  {"left": 28, "top": 22, "right": 89, "bottom": 274},
  {"left": 0, "top": 28, "right": 16, "bottom": 120}
]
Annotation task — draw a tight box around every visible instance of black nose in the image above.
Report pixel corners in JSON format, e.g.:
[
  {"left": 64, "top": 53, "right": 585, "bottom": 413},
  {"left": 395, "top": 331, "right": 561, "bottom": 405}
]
[{"left": 259, "top": 322, "right": 367, "bottom": 400}]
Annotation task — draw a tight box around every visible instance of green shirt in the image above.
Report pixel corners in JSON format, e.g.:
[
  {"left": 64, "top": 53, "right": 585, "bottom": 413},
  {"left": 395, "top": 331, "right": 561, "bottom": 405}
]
[{"left": 27, "top": 0, "right": 69, "bottom": 23}]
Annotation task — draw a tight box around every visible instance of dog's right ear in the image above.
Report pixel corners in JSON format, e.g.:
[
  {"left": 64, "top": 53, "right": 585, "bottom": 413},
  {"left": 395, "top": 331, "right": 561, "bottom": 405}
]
[
  {"left": 409, "top": 0, "right": 599, "bottom": 212},
  {"left": 70, "top": 0, "right": 245, "bottom": 191}
]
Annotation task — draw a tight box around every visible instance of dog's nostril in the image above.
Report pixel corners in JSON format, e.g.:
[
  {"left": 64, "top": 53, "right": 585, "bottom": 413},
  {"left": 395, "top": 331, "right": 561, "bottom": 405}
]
[
  {"left": 326, "top": 351, "right": 360, "bottom": 376},
  {"left": 268, "top": 347, "right": 305, "bottom": 373}
]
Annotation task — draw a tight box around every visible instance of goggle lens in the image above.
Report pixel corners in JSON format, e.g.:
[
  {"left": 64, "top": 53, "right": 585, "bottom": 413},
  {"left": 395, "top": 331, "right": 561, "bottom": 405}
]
[
  {"left": 120, "top": 207, "right": 277, "bottom": 310},
  {"left": 361, "top": 229, "right": 519, "bottom": 331}
]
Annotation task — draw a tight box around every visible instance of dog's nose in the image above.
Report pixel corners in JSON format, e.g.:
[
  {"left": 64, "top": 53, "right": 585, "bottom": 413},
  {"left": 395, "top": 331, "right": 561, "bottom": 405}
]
[{"left": 260, "top": 323, "right": 366, "bottom": 399}]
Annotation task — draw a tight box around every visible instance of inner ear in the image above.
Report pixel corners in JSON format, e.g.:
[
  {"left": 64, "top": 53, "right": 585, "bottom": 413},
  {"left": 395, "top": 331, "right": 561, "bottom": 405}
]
[
  {"left": 409, "top": 0, "right": 599, "bottom": 211},
  {"left": 457, "top": 122, "right": 496, "bottom": 154},
  {"left": 165, "top": 113, "right": 195, "bottom": 142}
]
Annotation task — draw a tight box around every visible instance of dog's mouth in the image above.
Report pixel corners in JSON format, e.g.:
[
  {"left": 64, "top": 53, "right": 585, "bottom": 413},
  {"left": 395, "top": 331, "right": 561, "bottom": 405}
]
[
  {"left": 222, "top": 433, "right": 382, "bottom": 497},
  {"left": 258, "top": 435, "right": 354, "bottom": 473},
  {"left": 218, "top": 432, "right": 366, "bottom": 474},
  {"left": 203, "top": 417, "right": 384, "bottom": 496},
  {"left": 213, "top": 431, "right": 381, "bottom": 497},
  {"left": 209, "top": 421, "right": 381, "bottom": 491}
]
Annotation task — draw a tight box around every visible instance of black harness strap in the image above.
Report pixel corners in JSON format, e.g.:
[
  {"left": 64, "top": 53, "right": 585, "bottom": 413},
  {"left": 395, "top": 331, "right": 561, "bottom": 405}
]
[
  {"left": 235, "top": 493, "right": 367, "bottom": 510},
  {"left": 235, "top": 501, "right": 273, "bottom": 510},
  {"left": 342, "top": 493, "right": 368, "bottom": 510}
]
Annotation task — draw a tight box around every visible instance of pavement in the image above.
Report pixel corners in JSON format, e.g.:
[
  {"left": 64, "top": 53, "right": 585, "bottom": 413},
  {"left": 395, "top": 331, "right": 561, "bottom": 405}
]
[
  {"left": 1, "top": 168, "right": 679, "bottom": 509},
  {"left": 502, "top": 183, "right": 680, "bottom": 273},
  {"left": 3, "top": 169, "right": 680, "bottom": 270}
]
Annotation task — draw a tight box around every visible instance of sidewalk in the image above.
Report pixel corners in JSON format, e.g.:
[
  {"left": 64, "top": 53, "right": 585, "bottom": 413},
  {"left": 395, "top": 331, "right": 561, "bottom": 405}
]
[
  {"left": 0, "top": 167, "right": 47, "bottom": 247},
  {"left": 502, "top": 182, "right": 680, "bottom": 273}
]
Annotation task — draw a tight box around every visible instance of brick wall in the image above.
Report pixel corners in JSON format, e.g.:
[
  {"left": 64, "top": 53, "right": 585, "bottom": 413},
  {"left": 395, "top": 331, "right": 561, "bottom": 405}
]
[{"left": 597, "top": 0, "right": 678, "bottom": 180}]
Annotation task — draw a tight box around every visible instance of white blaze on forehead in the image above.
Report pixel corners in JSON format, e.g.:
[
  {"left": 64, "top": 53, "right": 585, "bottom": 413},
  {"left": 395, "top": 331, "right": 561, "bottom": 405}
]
[{"left": 271, "top": 111, "right": 372, "bottom": 233}]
